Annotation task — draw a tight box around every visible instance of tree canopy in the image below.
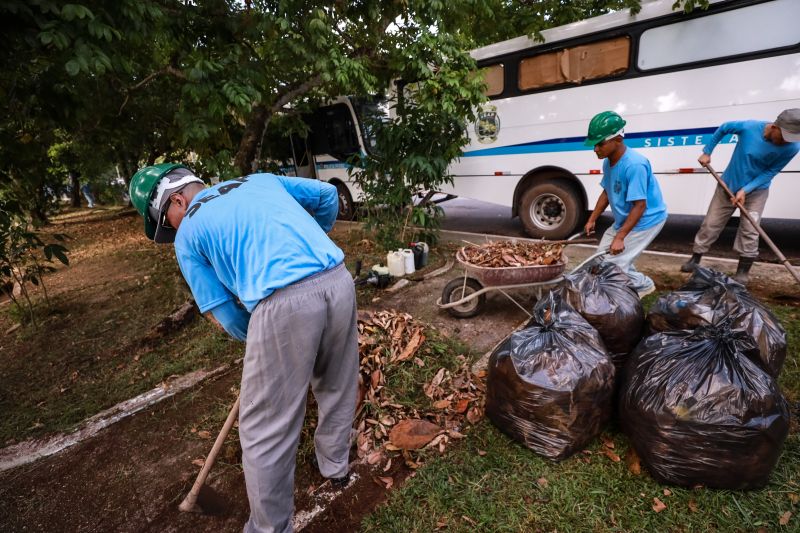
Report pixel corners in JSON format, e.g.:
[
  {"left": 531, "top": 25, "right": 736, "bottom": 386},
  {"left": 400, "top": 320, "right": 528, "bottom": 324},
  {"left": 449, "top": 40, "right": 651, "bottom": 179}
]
[{"left": 1, "top": 0, "right": 706, "bottom": 232}]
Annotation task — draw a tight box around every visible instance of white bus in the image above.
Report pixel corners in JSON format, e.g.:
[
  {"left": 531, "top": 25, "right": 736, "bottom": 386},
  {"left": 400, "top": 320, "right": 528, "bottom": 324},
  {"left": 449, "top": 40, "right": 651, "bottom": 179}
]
[{"left": 285, "top": 0, "right": 800, "bottom": 237}]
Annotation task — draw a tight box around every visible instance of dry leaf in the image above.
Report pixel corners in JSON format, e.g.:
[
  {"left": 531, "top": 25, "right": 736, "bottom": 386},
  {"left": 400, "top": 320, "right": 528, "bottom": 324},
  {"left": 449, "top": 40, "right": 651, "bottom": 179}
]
[
  {"left": 477, "top": 450, "right": 487, "bottom": 456},
  {"left": 537, "top": 477, "right": 549, "bottom": 488},
  {"left": 652, "top": 497, "right": 667, "bottom": 513},
  {"left": 789, "top": 493, "right": 799, "bottom": 504},
  {"left": 383, "top": 458, "right": 392, "bottom": 472},
  {"left": 433, "top": 400, "right": 451, "bottom": 410},
  {"left": 625, "top": 448, "right": 642, "bottom": 475},
  {"left": 601, "top": 435, "right": 615, "bottom": 449},
  {"left": 197, "top": 430, "right": 212, "bottom": 439},
  {"left": 379, "top": 476, "right": 394, "bottom": 489},
  {"left": 371, "top": 369, "right": 382, "bottom": 389},
  {"left": 454, "top": 399, "right": 470, "bottom": 414},
  {"left": 466, "top": 406, "right": 483, "bottom": 424},
  {"left": 389, "top": 419, "right": 442, "bottom": 450},
  {"left": 367, "top": 451, "right": 383, "bottom": 465},
  {"left": 395, "top": 330, "right": 424, "bottom": 362},
  {"left": 688, "top": 500, "right": 698, "bottom": 513},
  {"left": 780, "top": 511, "right": 792, "bottom": 526},
  {"left": 191, "top": 458, "right": 205, "bottom": 467},
  {"left": 663, "top": 489, "right": 672, "bottom": 497},
  {"left": 603, "top": 449, "right": 621, "bottom": 463}
]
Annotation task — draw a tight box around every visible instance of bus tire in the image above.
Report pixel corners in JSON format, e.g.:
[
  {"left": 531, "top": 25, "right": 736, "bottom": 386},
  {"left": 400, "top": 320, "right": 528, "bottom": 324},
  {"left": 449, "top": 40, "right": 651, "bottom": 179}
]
[
  {"left": 519, "top": 180, "right": 581, "bottom": 239},
  {"left": 335, "top": 182, "right": 356, "bottom": 221},
  {"left": 441, "top": 277, "right": 485, "bottom": 318}
]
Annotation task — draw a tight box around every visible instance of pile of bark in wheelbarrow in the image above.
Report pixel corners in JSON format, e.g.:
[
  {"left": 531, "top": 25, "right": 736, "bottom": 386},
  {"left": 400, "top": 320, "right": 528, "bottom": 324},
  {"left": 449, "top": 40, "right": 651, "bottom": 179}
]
[{"left": 461, "top": 241, "right": 565, "bottom": 267}]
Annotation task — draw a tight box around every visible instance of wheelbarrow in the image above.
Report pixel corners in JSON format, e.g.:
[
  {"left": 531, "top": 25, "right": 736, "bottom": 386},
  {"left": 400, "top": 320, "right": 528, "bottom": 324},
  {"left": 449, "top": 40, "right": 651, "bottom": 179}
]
[{"left": 436, "top": 234, "right": 604, "bottom": 318}]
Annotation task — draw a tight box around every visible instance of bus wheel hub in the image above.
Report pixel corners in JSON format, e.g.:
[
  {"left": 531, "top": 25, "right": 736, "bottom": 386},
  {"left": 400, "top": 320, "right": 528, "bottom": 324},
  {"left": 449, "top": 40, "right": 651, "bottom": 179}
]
[{"left": 531, "top": 193, "right": 565, "bottom": 228}]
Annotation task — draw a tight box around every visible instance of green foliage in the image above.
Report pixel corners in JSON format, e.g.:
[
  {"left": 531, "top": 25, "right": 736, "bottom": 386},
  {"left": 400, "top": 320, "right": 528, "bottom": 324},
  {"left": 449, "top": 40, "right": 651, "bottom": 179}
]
[
  {"left": 0, "top": 201, "right": 69, "bottom": 327},
  {"left": 1, "top": 0, "right": 705, "bottom": 236}
]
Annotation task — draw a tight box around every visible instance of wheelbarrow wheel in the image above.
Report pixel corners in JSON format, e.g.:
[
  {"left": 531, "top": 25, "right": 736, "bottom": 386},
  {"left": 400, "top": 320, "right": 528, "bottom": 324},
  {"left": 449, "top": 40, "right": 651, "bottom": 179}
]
[{"left": 441, "top": 278, "right": 485, "bottom": 318}]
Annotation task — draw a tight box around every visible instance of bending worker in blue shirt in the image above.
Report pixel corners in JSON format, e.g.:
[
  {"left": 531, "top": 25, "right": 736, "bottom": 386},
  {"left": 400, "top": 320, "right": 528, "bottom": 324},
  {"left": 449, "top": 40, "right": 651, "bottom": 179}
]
[
  {"left": 681, "top": 109, "right": 800, "bottom": 284},
  {"left": 129, "top": 164, "right": 357, "bottom": 533},
  {"left": 583, "top": 111, "right": 668, "bottom": 298}
]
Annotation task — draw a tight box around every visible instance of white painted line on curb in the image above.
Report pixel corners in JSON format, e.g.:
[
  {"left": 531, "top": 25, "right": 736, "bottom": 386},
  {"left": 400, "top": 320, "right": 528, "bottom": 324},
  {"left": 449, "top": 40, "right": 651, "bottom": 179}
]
[
  {"left": 0, "top": 364, "right": 234, "bottom": 473},
  {"left": 293, "top": 470, "right": 362, "bottom": 531}
]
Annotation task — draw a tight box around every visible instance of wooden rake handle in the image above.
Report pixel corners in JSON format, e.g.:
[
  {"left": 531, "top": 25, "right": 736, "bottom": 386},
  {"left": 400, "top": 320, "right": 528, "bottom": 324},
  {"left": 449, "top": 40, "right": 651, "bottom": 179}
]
[{"left": 179, "top": 395, "right": 240, "bottom": 512}]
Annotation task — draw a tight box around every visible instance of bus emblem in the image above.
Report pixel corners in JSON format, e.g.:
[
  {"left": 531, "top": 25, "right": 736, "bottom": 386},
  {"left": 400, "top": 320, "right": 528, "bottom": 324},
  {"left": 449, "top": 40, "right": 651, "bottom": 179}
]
[{"left": 476, "top": 105, "right": 500, "bottom": 144}]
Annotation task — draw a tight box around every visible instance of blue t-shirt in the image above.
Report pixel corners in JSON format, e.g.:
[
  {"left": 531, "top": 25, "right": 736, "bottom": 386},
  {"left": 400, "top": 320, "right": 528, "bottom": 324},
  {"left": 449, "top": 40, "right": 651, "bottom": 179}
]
[
  {"left": 601, "top": 148, "right": 667, "bottom": 231},
  {"left": 174, "top": 174, "right": 344, "bottom": 314},
  {"left": 703, "top": 120, "right": 799, "bottom": 194}
]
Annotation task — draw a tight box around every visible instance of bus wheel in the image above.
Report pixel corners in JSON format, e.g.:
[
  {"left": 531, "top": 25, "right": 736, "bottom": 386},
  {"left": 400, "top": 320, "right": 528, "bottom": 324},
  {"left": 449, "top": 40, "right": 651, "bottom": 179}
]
[
  {"left": 335, "top": 182, "right": 356, "bottom": 220},
  {"left": 519, "top": 181, "right": 581, "bottom": 239}
]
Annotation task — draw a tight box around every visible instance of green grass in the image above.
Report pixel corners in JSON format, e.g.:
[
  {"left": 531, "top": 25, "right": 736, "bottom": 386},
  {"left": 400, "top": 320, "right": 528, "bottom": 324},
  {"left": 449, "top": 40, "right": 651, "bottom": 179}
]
[
  {"left": 364, "top": 424, "right": 799, "bottom": 532},
  {"left": 363, "top": 300, "right": 800, "bottom": 532}
]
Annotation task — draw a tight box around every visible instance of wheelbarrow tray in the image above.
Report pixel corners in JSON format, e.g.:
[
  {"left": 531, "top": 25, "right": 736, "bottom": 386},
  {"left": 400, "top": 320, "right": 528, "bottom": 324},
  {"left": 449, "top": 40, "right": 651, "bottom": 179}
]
[{"left": 456, "top": 247, "right": 568, "bottom": 286}]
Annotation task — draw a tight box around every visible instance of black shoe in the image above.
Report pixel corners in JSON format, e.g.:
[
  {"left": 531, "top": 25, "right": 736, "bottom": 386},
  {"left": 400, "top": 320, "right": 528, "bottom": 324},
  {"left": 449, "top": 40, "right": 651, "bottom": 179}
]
[
  {"left": 733, "top": 256, "right": 755, "bottom": 284},
  {"left": 330, "top": 473, "right": 351, "bottom": 489},
  {"left": 680, "top": 253, "right": 703, "bottom": 273}
]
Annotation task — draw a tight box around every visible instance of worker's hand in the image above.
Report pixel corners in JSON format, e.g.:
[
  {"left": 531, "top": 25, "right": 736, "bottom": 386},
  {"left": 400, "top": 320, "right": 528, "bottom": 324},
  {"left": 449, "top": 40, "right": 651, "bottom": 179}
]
[
  {"left": 584, "top": 219, "right": 596, "bottom": 236},
  {"left": 698, "top": 153, "right": 711, "bottom": 167},
  {"left": 732, "top": 189, "right": 746, "bottom": 206},
  {"left": 610, "top": 235, "right": 625, "bottom": 255}
]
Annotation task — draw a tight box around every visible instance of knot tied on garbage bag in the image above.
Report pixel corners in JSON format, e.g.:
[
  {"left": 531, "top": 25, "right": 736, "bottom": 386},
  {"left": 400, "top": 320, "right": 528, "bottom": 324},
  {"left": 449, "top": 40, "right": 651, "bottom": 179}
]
[
  {"left": 555, "top": 258, "right": 644, "bottom": 373},
  {"left": 620, "top": 323, "right": 790, "bottom": 490},
  {"left": 648, "top": 266, "right": 787, "bottom": 377},
  {"left": 486, "top": 292, "right": 615, "bottom": 461}
]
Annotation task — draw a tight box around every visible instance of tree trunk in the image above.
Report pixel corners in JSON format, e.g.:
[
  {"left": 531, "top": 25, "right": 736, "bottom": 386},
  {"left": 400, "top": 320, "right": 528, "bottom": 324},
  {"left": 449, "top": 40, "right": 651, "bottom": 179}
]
[
  {"left": 69, "top": 170, "right": 81, "bottom": 207},
  {"left": 234, "top": 104, "right": 269, "bottom": 176}
]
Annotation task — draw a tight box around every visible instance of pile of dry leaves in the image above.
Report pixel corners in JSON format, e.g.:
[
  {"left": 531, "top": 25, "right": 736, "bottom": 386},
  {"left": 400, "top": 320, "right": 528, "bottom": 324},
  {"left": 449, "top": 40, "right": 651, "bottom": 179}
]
[
  {"left": 355, "top": 310, "right": 485, "bottom": 482},
  {"left": 461, "top": 241, "right": 564, "bottom": 268}
]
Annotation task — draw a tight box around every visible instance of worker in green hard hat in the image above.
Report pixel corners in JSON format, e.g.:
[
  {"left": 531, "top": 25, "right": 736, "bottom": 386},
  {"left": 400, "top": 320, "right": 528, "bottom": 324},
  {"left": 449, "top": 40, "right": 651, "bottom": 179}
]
[
  {"left": 129, "top": 164, "right": 358, "bottom": 533},
  {"left": 583, "top": 111, "right": 668, "bottom": 298}
]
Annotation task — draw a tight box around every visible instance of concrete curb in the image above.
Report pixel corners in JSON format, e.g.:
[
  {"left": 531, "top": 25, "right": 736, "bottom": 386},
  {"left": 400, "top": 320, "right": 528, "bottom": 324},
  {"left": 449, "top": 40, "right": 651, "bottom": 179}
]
[{"left": 0, "top": 363, "right": 236, "bottom": 473}]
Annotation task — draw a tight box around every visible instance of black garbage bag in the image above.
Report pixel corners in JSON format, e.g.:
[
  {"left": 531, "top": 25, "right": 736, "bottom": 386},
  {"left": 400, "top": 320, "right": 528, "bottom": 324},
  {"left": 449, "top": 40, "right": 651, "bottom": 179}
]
[
  {"left": 556, "top": 258, "right": 644, "bottom": 370},
  {"left": 648, "top": 266, "right": 786, "bottom": 377},
  {"left": 485, "top": 292, "right": 615, "bottom": 461},
  {"left": 620, "top": 321, "right": 790, "bottom": 489}
]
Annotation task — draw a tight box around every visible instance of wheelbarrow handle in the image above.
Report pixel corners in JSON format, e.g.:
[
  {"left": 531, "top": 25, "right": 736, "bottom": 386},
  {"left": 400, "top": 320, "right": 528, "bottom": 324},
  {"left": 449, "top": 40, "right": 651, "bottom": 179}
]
[{"left": 572, "top": 248, "right": 610, "bottom": 272}]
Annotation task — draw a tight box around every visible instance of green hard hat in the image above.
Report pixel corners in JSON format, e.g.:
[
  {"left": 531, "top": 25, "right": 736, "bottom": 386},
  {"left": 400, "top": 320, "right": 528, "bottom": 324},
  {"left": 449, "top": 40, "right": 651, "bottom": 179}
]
[
  {"left": 129, "top": 163, "right": 189, "bottom": 241},
  {"left": 585, "top": 111, "right": 626, "bottom": 147}
]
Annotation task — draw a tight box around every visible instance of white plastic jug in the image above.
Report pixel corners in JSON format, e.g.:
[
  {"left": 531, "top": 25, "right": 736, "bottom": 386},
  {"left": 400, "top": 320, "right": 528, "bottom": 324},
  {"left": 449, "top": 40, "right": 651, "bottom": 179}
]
[
  {"left": 401, "top": 249, "right": 416, "bottom": 274},
  {"left": 387, "top": 251, "right": 405, "bottom": 277}
]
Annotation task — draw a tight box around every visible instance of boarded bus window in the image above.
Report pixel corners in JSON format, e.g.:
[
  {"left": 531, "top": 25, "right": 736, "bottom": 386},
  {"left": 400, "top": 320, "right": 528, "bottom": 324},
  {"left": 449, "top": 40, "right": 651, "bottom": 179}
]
[
  {"left": 638, "top": 0, "right": 800, "bottom": 70},
  {"left": 482, "top": 64, "right": 504, "bottom": 96},
  {"left": 519, "top": 36, "right": 630, "bottom": 91}
]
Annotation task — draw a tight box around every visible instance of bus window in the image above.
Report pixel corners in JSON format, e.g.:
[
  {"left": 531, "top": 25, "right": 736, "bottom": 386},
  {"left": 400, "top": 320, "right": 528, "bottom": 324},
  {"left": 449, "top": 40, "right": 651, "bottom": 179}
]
[
  {"left": 482, "top": 64, "right": 504, "bottom": 96},
  {"left": 519, "top": 36, "right": 629, "bottom": 91},
  {"left": 638, "top": 0, "right": 800, "bottom": 71},
  {"left": 519, "top": 50, "right": 563, "bottom": 90},
  {"left": 308, "top": 103, "right": 360, "bottom": 160}
]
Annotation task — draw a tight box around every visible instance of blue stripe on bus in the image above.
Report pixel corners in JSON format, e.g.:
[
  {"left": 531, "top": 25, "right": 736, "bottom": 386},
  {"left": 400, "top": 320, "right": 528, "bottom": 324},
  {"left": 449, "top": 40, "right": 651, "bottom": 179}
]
[
  {"left": 462, "top": 128, "right": 736, "bottom": 157},
  {"left": 316, "top": 161, "right": 351, "bottom": 169}
]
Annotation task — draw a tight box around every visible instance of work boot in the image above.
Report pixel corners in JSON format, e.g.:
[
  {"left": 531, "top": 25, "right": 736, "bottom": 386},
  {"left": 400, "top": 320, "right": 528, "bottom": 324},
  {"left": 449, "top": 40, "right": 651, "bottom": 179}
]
[
  {"left": 330, "top": 472, "right": 351, "bottom": 489},
  {"left": 733, "top": 257, "right": 755, "bottom": 285},
  {"left": 680, "top": 253, "right": 702, "bottom": 273}
]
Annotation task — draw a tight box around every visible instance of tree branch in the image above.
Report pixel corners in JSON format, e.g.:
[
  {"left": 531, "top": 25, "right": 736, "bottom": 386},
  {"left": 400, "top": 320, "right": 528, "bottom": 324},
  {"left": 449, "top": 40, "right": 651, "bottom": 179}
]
[{"left": 118, "top": 66, "right": 188, "bottom": 115}]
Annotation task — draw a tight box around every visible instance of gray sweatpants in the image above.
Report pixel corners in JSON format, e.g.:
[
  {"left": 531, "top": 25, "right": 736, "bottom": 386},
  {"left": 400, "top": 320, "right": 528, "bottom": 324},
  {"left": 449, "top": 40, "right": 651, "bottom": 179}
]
[
  {"left": 240, "top": 263, "right": 358, "bottom": 533},
  {"left": 692, "top": 184, "right": 769, "bottom": 258},
  {"left": 597, "top": 219, "right": 666, "bottom": 293}
]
